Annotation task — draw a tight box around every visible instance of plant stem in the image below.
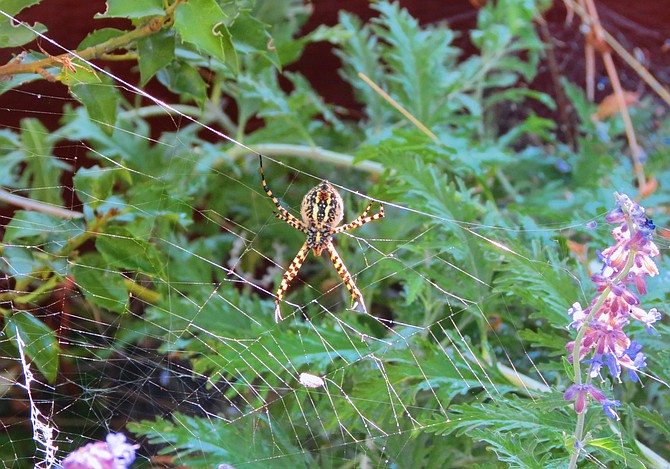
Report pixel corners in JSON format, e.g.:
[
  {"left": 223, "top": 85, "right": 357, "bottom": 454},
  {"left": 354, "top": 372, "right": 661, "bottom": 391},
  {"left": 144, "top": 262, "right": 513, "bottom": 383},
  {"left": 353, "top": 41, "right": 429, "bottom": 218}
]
[
  {"left": 227, "top": 143, "right": 385, "bottom": 176},
  {"left": 0, "top": 188, "right": 83, "bottom": 219},
  {"left": 0, "top": 12, "right": 168, "bottom": 80}
]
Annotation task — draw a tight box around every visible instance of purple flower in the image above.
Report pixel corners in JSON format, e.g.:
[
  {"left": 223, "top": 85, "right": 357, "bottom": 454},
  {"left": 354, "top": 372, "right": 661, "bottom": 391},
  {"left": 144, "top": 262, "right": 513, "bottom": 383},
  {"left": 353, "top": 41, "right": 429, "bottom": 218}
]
[
  {"left": 568, "top": 302, "right": 587, "bottom": 330},
  {"left": 564, "top": 384, "right": 591, "bottom": 414},
  {"left": 630, "top": 307, "right": 662, "bottom": 334},
  {"left": 61, "top": 433, "right": 138, "bottom": 469},
  {"left": 564, "top": 383, "right": 620, "bottom": 419},
  {"left": 602, "top": 353, "right": 621, "bottom": 381},
  {"left": 601, "top": 399, "right": 621, "bottom": 420},
  {"left": 583, "top": 355, "right": 603, "bottom": 378}
]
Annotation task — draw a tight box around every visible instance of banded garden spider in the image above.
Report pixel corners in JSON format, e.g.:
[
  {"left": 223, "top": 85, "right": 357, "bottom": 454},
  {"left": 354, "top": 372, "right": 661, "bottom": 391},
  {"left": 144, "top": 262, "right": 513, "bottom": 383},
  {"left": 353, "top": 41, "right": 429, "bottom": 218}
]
[{"left": 259, "top": 155, "right": 384, "bottom": 322}]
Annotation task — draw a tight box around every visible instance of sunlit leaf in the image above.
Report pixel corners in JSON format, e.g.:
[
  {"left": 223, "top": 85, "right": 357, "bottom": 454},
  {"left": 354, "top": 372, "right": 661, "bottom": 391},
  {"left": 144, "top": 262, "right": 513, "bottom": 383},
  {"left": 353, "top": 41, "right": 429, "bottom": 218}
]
[
  {"left": 67, "top": 73, "right": 119, "bottom": 136},
  {"left": 96, "top": 226, "right": 165, "bottom": 278},
  {"left": 73, "top": 253, "right": 128, "bottom": 313},
  {"left": 6, "top": 311, "right": 60, "bottom": 383},
  {"left": 73, "top": 164, "right": 115, "bottom": 210},
  {"left": 20, "top": 118, "right": 66, "bottom": 205},
  {"left": 137, "top": 30, "right": 176, "bottom": 85},
  {"left": 97, "top": 0, "right": 163, "bottom": 19},
  {"left": 174, "top": 0, "right": 238, "bottom": 74}
]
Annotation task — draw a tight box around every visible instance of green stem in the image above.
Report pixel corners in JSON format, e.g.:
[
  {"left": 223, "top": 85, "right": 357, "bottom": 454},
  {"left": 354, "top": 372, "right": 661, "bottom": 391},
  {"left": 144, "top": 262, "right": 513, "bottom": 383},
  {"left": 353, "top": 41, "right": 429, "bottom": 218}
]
[
  {"left": 12, "top": 274, "right": 60, "bottom": 305},
  {"left": 61, "top": 209, "right": 120, "bottom": 257},
  {"left": 568, "top": 411, "right": 586, "bottom": 468},
  {"left": 0, "top": 8, "right": 171, "bottom": 80},
  {"left": 123, "top": 279, "right": 161, "bottom": 304},
  {"left": 226, "top": 143, "right": 385, "bottom": 176}
]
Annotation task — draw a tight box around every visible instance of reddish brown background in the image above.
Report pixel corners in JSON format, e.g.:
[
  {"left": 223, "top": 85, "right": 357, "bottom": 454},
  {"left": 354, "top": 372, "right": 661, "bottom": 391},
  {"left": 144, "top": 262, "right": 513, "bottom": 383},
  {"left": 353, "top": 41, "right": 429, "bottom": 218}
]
[{"left": 3, "top": 0, "right": 670, "bottom": 133}]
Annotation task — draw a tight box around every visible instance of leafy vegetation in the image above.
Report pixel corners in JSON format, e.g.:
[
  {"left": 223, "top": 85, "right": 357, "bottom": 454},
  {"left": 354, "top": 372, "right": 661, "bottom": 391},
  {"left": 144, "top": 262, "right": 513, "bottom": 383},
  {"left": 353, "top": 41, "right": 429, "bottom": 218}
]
[{"left": 0, "top": 0, "right": 668, "bottom": 467}]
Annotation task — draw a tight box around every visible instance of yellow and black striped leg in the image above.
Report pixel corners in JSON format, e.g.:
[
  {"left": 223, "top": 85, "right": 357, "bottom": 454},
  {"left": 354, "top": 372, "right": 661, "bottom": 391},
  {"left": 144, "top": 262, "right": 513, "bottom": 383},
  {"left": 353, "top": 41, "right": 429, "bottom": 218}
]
[
  {"left": 326, "top": 242, "right": 367, "bottom": 314},
  {"left": 333, "top": 202, "right": 385, "bottom": 234},
  {"left": 275, "top": 241, "right": 310, "bottom": 322},
  {"left": 259, "top": 154, "right": 306, "bottom": 232}
]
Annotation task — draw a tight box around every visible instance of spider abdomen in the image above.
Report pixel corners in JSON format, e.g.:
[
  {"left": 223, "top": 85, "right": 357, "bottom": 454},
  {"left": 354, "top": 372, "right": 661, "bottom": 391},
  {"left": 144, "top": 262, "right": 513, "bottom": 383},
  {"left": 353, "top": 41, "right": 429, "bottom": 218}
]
[{"left": 301, "top": 180, "right": 344, "bottom": 229}]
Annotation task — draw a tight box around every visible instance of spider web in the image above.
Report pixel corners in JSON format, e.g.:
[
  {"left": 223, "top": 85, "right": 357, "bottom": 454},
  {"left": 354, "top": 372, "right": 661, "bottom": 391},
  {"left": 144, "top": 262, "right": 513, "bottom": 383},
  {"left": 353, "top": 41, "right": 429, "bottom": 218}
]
[{"left": 0, "top": 5, "right": 660, "bottom": 469}]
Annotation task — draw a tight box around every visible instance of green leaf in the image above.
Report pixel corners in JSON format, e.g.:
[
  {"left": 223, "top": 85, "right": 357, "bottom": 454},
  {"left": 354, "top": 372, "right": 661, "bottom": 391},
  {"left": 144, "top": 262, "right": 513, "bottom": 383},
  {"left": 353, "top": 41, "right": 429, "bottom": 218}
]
[
  {"left": 129, "top": 413, "right": 309, "bottom": 468},
  {"left": 587, "top": 437, "right": 627, "bottom": 459},
  {"left": 228, "top": 11, "right": 280, "bottom": 70},
  {"left": 73, "top": 254, "right": 128, "bottom": 313},
  {"left": 67, "top": 71, "right": 119, "bottom": 135},
  {"left": 73, "top": 165, "right": 115, "bottom": 209},
  {"left": 629, "top": 404, "right": 670, "bottom": 440},
  {"left": 0, "top": 19, "right": 47, "bottom": 48},
  {"left": 0, "top": 65, "right": 42, "bottom": 96},
  {"left": 97, "top": 0, "right": 163, "bottom": 18},
  {"left": 78, "top": 27, "right": 125, "bottom": 49},
  {"left": 137, "top": 30, "right": 175, "bottom": 85},
  {"left": 6, "top": 312, "right": 60, "bottom": 383},
  {"left": 3, "top": 211, "right": 77, "bottom": 243},
  {"left": 96, "top": 226, "right": 165, "bottom": 278},
  {"left": 156, "top": 61, "right": 207, "bottom": 106},
  {"left": 20, "top": 118, "right": 66, "bottom": 205},
  {"left": 0, "top": 0, "right": 43, "bottom": 15},
  {"left": 426, "top": 395, "right": 573, "bottom": 440},
  {"left": 174, "top": 0, "right": 238, "bottom": 74},
  {"left": 1, "top": 245, "right": 40, "bottom": 279},
  {"left": 0, "top": 1, "right": 47, "bottom": 47}
]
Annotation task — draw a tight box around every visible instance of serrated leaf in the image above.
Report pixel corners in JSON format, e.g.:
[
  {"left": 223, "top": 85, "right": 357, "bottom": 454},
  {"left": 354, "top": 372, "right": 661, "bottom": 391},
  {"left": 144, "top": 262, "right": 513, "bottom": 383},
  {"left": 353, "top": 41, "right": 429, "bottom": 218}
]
[
  {"left": 97, "top": 0, "right": 163, "bottom": 18},
  {"left": 73, "top": 254, "right": 128, "bottom": 313},
  {"left": 6, "top": 312, "right": 60, "bottom": 383},
  {"left": 629, "top": 404, "right": 670, "bottom": 440},
  {"left": 73, "top": 165, "right": 115, "bottom": 209},
  {"left": 587, "top": 437, "right": 627, "bottom": 458},
  {"left": 137, "top": 30, "right": 175, "bottom": 85},
  {"left": 129, "top": 413, "right": 308, "bottom": 468},
  {"left": 426, "top": 395, "right": 573, "bottom": 439},
  {"left": 174, "top": 0, "right": 238, "bottom": 74},
  {"left": 96, "top": 226, "right": 165, "bottom": 277}
]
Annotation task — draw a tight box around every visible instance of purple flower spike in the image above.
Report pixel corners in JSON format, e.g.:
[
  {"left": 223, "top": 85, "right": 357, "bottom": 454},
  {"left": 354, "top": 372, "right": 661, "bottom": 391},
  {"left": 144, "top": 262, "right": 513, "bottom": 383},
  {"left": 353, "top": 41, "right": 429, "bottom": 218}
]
[{"left": 565, "top": 193, "right": 662, "bottom": 417}]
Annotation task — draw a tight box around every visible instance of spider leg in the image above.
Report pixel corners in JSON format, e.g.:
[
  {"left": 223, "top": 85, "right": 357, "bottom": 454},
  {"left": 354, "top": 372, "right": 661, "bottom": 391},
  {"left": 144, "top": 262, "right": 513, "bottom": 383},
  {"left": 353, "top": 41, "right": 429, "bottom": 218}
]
[
  {"left": 274, "top": 210, "right": 306, "bottom": 232},
  {"left": 326, "top": 242, "right": 367, "bottom": 313},
  {"left": 274, "top": 240, "right": 310, "bottom": 322},
  {"left": 332, "top": 201, "right": 384, "bottom": 234},
  {"left": 259, "top": 154, "right": 306, "bottom": 232}
]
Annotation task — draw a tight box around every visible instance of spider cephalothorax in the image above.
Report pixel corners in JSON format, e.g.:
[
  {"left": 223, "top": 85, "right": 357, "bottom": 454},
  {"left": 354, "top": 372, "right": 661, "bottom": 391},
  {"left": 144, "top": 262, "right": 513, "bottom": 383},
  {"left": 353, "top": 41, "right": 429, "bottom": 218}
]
[{"left": 259, "top": 155, "right": 384, "bottom": 322}]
